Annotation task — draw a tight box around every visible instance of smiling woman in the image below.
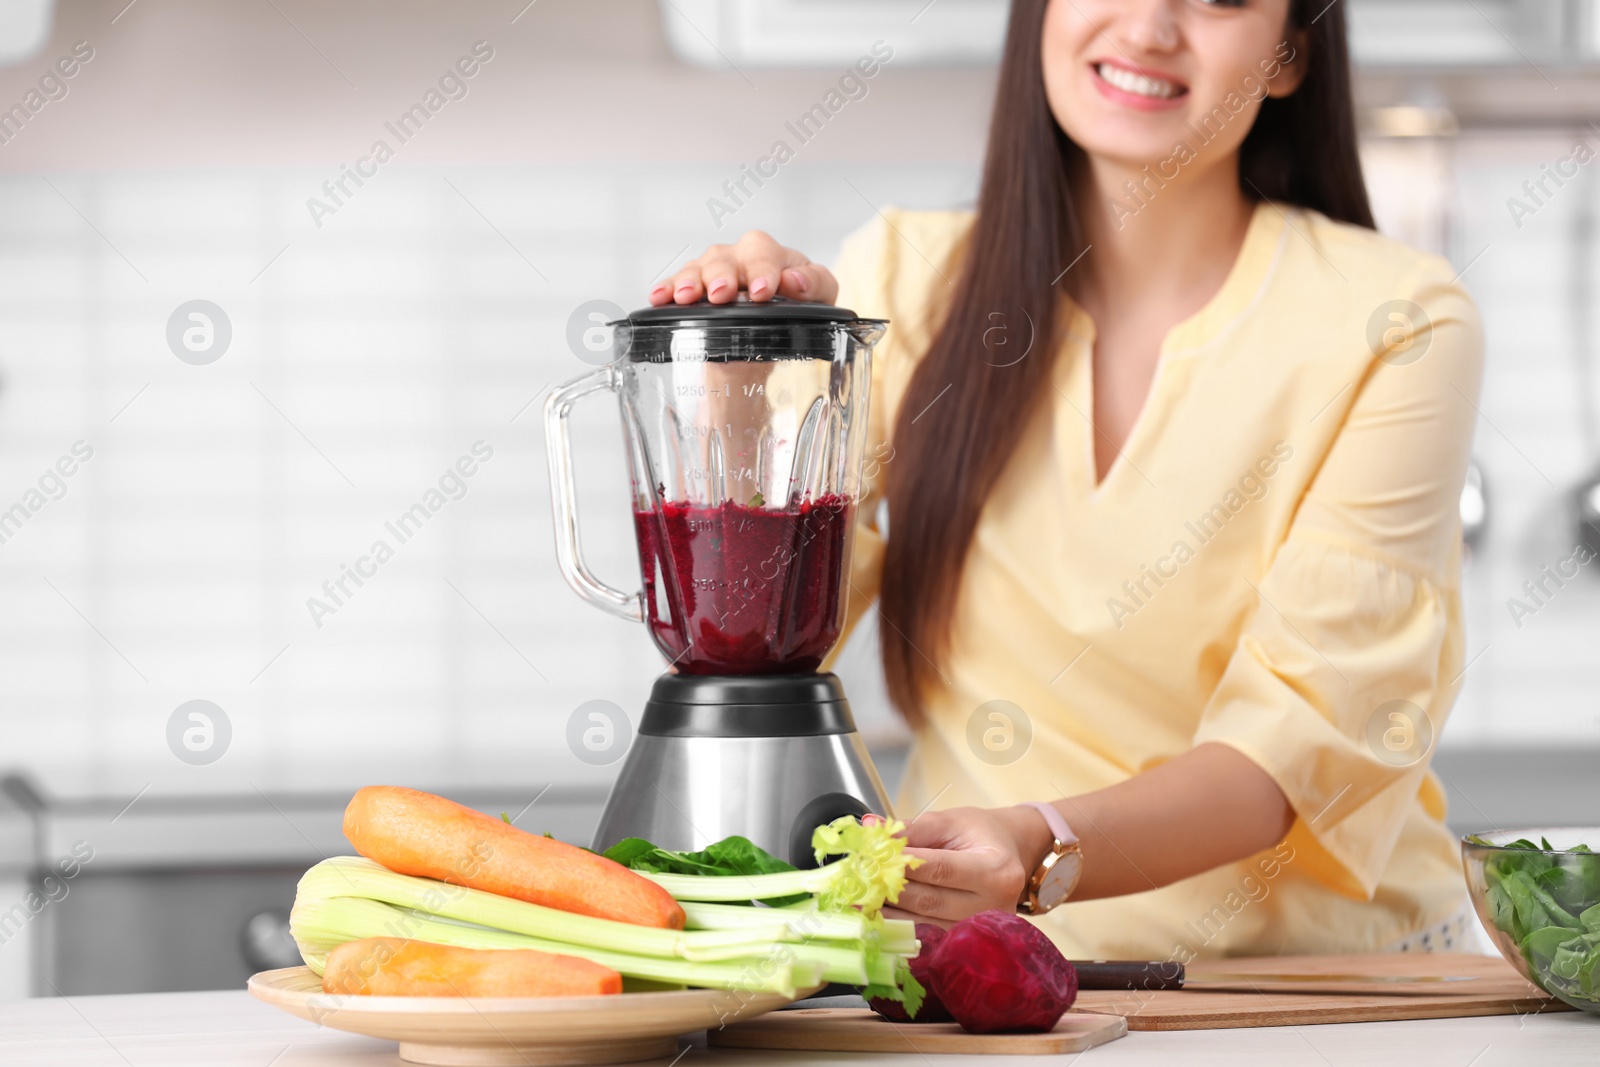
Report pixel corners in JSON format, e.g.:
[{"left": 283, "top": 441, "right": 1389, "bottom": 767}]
[
  {"left": 652, "top": 0, "right": 1483, "bottom": 961},
  {"left": 876, "top": 0, "right": 1366, "bottom": 729},
  {"left": 1102, "top": 40, "right": 1295, "bottom": 226}
]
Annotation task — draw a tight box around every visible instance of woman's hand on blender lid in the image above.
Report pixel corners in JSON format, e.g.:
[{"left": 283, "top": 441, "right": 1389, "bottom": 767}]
[{"left": 650, "top": 230, "right": 838, "bottom": 307}]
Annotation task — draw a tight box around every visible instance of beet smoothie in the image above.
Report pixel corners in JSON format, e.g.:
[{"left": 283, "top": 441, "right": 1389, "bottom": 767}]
[{"left": 632, "top": 495, "right": 854, "bottom": 674}]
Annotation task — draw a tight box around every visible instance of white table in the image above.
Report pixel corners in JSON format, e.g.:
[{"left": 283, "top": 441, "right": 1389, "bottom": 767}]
[{"left": 1, "top": 990, "right": 1595, "bottom": 1066}]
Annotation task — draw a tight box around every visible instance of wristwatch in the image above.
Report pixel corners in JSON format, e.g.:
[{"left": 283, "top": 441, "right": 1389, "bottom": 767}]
[{"left": 1016, "top": 801, "right": 1083, "bottom": 916}]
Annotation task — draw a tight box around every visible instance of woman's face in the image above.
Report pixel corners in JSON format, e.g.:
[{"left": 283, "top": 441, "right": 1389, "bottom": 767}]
[{"left": 1042, "top": 0, "right": 1303, "bottom": 177}]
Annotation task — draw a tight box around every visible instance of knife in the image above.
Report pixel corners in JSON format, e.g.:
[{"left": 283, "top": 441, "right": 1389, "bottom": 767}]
[{"left": 1073, "top": 960, "right": 1479, "bottom": 993}]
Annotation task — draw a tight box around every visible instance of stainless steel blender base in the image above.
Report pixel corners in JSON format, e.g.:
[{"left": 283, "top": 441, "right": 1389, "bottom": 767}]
[
  {"left": 593, "top": 731, "right": 893, "bottom": 864},
  {"left": 590, "top": 674, "right": 893, "bottom": 867}
]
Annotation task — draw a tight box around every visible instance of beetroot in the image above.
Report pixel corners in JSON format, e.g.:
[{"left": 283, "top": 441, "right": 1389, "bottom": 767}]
[
  {"left": 867, "top": 923, "right": 955, "bottom": 1023},
  {"left": 929, "top": 911, "right": 1077, "bottom": 1033}
]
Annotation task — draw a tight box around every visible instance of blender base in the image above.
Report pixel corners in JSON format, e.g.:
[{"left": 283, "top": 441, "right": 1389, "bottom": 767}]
[{"left": 591, "top": 673, "right": 894, "bottom": 868}]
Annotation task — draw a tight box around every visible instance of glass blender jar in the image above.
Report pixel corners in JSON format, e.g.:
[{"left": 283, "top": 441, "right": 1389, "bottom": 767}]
[{"left": 545, "top": 298, "right": 893, "bottom": 863}]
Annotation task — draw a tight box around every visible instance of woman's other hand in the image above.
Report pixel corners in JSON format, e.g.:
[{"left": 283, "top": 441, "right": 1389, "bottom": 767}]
[
  {"left": 884, "top": 746, "right": 1296, "bottom": 927},
  {"left": 649, "top": 230, "right": 838, "bottom": 306},
  {"left": 884, "top": 806, "right": 1053, "bottom": 928}
]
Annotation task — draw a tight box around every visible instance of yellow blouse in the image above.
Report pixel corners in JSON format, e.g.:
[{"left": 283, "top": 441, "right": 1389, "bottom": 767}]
[{"left": 831, "top": 201, "right": 1484, "bottom": 959}]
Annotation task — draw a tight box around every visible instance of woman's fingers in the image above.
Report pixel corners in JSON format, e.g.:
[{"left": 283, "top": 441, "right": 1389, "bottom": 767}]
[
  {"left": 891, "top": 872, "right": 988, "bottom": 923},
  {"left": 696, "top": 245, "right": 742, "bottom": 303},
  {"left": 904, "top": 846, "right": 966, "bottom": 886},
  {"left": 783, "top": 263, "right": 838, "bottom": 304},
  {"left": 904, "top": 844, "right": 1017, "bottom": 896},
  {"left": 886, "top": 807, "right": 1037, "bottom": 923},
  {"left": 737, "top": 231, "right": 786, "bottom": 302},
  {"left": 903, "top": 809, "right": 965, "bottom": 850},
  {"left": 651, "top": 233, "right": 835, "bottom": 305},
  {"left": 905, "top": 835, "right": 1028, "bottom": 898},
  {"left": 667, "top": 263, "right": 706, "bottom": 305},
  {"left": 663, "top": 246, "right": 731, "bottom": 305}
]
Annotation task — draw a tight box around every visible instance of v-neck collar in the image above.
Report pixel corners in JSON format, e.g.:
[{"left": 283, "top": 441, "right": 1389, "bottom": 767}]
[
  {"left": 1160, "top": 201, "right": 1287, "bottom": 356},
  {"left": 1061, "top": 201, "right": 1289, "bottom": 495}
]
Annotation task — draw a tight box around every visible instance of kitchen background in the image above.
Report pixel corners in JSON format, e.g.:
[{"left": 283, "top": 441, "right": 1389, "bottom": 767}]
[{"left": 0, "top": 0, "right": 1597, "bottom": 1000}]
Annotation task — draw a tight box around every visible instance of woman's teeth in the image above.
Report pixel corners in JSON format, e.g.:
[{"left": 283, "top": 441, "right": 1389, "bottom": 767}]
[{"left": 1096, "top": 63, "right": 1182, "bottom": 99}]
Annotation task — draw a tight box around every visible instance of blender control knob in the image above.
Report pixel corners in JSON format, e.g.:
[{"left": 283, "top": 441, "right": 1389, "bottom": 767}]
[{"left": 788, "top": 792, "right": 871, "bottom": 870}]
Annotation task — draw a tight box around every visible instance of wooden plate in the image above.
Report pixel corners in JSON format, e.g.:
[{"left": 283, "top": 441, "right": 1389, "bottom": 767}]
[{"left": 248, "top": 966, "right": 819, "bottom": 1066}]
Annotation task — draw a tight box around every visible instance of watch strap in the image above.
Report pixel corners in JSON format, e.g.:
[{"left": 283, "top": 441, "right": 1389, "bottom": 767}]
[{"left": 1020, "top": 801, "right": 1077, "bottom": 847}]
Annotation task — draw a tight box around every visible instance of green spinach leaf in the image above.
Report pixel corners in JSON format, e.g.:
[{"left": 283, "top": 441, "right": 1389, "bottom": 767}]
[
  {"left": 602, "top": 834, "right": 808, "bottom": 905},
  {"left": 1479, "top": 837, "right": 1600, "bottom": 1004}
]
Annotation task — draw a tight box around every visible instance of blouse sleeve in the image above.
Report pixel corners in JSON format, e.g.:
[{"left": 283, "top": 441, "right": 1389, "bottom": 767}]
[{"left": 1190, "top": 261, "right": 1485, "bottom": 899}]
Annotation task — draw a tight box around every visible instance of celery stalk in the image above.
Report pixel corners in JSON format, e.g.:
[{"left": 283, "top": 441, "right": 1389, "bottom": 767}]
[
  {"left": 291, "top": 895, "right": 824, "bottom": 997},
  {"left": 299, "top": 856, "right": 787, "bottom": 961},
  {"left": 682, "top": 902, "right": 918, "bottom": 963},
  {"left": 641, "top": 870, "right": 843, "bottom": 902},
  {"left": 784, "top": 941, "right": 898, "bottom": 986},
  {"left": 286, "top": 816, "right": 923, "bottom": 1004},
  {"left": 683, "top": 900, "right": 915, "bottom": 947},
  {"left": 639, "top": 816, "right": 919, "bottom": 916}
]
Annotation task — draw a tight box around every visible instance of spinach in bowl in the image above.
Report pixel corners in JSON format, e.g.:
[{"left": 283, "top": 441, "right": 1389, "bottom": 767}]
[{"left": 1466, "top": 834, "right": 1600, "bottom": 1008}]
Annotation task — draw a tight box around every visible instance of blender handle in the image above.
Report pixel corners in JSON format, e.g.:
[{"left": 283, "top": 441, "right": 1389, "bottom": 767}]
[{"left": 544, "top": 367, "right": 645, "bottom": 623}]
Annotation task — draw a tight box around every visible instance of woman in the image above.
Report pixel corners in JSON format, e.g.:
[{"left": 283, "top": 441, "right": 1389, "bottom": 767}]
[{"left": 651, "top": 0, "right": 1483, "bottom": 959}]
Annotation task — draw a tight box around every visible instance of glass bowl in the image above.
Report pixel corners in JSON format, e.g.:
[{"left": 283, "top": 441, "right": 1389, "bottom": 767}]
[{"left": 1462, "top": 828, "right": 1600, "bottom": 1014}]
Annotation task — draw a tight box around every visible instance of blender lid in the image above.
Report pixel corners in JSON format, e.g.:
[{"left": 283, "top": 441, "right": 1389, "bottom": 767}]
[{"left": 616, "top": 296, "right": 882, "bottom": 329}]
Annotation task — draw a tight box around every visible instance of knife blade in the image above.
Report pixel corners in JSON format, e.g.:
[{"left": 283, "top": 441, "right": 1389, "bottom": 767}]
[{"left": 1073, "top": 960, "right": 1480, "bottom": 993}]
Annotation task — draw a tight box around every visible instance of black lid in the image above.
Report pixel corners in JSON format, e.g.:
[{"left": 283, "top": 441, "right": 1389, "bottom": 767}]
[
  {"left": 648, "top": 672, "right": 847, "bottom": 706},
  {"left": 616, "top": 296, "right": 878, "bottom": 330},
  {"left": 639, "top": 673, "right": 856, "bottom": 737},
  {"left": 616, "top": 297, "right": 886, "bottom": 364}
]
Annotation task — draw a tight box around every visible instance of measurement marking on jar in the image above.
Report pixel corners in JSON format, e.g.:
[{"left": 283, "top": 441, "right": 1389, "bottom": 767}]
[
  {"left": 676, "top": 422, "right": 742, "bottom": 441},
  {"left": 691, "top": 577, "right": 754, "bottom": 591}
]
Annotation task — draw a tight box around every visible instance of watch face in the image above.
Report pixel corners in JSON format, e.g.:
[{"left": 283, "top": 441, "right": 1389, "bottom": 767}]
[{"left": 1036, "top": 850, "right": 1082, "bottom": 912}]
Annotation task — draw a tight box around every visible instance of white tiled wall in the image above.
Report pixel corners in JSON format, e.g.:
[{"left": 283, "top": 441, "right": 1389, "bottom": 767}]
[
  {"left": 0, "top": 162, "right": 976, "bottom": 800},
  {"left": 0, "top": 135, "right": 1596, "bottom": 802}
]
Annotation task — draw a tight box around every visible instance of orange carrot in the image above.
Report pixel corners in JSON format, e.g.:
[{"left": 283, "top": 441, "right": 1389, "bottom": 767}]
[
  {"left": 343, "top": 786, "right": 685, "bottom": 930},
  {"left": 322, "top": 938, "right": 621, "bottom": 997}
]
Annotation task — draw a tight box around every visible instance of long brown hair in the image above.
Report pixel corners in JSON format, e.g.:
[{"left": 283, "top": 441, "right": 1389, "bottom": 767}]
[{"left": 878, "top": 0, "right": 1374, "bottom": 723}]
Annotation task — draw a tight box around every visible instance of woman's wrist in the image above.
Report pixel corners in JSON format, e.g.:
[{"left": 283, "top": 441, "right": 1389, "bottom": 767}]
[{"left": 1001, "top": 803, "right": 1061, "bottom": 875}]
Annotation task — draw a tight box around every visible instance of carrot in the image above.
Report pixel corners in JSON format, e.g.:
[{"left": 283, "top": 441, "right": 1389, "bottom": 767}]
[
  {"left": 322, "top": 938, "right": 621, "bottom": 997},
  {"left": 342, "top": 786, "right": 685, "bottom": 930}
]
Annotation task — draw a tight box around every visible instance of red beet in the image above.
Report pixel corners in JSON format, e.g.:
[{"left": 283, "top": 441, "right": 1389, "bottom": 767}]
[
  {"left": 930, "top": 911, "right": 1077, "bottom": 1033},
  {"left": 866, "top": 923, "right": 955, "bottom": 1023}
]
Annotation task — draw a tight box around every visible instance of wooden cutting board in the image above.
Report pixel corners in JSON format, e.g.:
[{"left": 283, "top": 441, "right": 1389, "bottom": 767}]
[
  {"left": 708, "top": 1009, "right": 1127, "bottom": 1055},
  {"left": 1071, "top": 953, "right": 1572, "bottom": 1031},
  {"left": 708, "top": 954, "right": 1569, "bottom": 1051}
]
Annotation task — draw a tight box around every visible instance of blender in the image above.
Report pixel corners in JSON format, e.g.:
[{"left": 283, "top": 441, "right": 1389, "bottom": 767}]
[{"left": 545, "top": 298, "right": 894, "bottom": 866}]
